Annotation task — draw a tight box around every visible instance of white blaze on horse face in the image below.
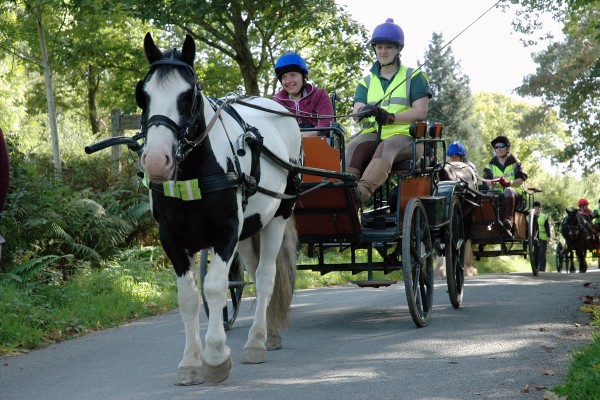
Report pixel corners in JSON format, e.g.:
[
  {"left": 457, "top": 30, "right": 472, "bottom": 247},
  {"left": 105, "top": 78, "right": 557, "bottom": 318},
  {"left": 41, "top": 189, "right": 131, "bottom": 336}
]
[{"left": 141, "top": 71, "right": 190, "bottom": 183}]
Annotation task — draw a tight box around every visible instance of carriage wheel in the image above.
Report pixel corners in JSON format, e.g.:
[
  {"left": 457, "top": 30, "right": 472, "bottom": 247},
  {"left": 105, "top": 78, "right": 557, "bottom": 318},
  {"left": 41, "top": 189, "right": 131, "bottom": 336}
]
[
  {"left": 445, "top": 196, "right": 465, "bottom": 309},
  {"left": 402, "top": 198, "right": 434, "bottom": 328},
  {"left": 199, "top": 250, "right": 245, "bottom": 331},
  {"left": 555, "top": 244, "right": 563, "bottom": 273},
  {"left": 527, "top": 209, "right": 540, "bottom": 276}
]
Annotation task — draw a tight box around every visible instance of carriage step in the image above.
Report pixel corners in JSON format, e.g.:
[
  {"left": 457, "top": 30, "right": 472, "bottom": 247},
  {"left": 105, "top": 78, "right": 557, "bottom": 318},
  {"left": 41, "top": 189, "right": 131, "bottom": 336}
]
[
  {"left": 352, "top": 280, "right": 397, "bottom": 288},
  {"left": 228, "top": 280, "right": 250, "bottom": 289}
]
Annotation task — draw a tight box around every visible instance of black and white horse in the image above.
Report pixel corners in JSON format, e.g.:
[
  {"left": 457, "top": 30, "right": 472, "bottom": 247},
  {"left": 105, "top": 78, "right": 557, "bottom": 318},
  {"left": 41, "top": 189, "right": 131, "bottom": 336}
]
[{"left": 137, "top": 33, "right": 302, "bottom": 384}]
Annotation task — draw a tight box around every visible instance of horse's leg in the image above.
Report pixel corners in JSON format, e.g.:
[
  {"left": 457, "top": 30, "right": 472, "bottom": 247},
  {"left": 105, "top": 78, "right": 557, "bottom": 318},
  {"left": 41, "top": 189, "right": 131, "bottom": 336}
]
[
  {"left": 464, "top": 240, "right": 477, "bottom": 276},
  {"left": 201, "top": 249, "right": 233, "bottom": 382},
  {"left": 242, "top": 218, "right": 288, "bottom": 364},
  {"left": 578, "top": 245, "right": 588, "bottom": 273},
  {"left": 568, "top": 249, "right": 576, "bottom": 273},
  {"left": 175, "top": 254, "right": 204, "bottom": 385},
  {"left": 434, "top": 255, "right": 446, "bottom": 279}
]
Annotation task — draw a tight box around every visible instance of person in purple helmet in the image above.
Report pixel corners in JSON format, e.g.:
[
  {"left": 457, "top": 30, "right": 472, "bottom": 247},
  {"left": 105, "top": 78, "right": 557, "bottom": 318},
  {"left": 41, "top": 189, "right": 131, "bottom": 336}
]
[
  {"left": 273, "top": 52, "right": 333, "bottom": 136},
  {"left": 346, "top": 18, "right": 431, "bottom": 205}
]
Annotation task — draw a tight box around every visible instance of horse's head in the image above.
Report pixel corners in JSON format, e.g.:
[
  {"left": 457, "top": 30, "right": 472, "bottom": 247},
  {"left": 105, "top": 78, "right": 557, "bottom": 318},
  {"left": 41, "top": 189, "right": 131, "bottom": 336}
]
[
  {"left": 561, "top": 207, "right": 583, "bottom": 242},
  {"left": 137, "top": 33, "right": 206, "bottom": 183}
]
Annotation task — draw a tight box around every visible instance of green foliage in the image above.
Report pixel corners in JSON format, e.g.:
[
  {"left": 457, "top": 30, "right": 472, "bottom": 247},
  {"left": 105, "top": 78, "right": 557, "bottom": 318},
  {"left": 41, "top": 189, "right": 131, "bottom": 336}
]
[
  {"left": 0, "top": 132, "right": 155, "bottom": 277},
  {"left": 502, "top": 0, "right": 600, "bottom": 173},
  {"left": 0, "top": 246, "right": 177, "bottom": 355}
]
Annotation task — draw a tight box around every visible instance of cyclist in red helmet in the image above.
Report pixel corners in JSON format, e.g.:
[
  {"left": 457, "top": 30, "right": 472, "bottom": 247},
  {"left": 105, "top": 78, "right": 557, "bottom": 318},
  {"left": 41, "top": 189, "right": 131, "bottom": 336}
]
[
  {"left": 345, "top": 18, "right": 431, "bottom": 205},
  {"left": 273, "top": 52, "right": 333, "bottom": 135}
]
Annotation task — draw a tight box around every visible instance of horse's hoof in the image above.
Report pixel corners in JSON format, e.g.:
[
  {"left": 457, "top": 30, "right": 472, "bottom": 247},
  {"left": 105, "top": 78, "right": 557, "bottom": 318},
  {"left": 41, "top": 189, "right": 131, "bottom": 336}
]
[
  {"left": 202, "top": 356, "right": 232, "bottom": 383},
  {"left": 175, "top": 366, "right": 205, "bottom": 385},
  {"left": 266, "top": 333, "right": 282, "bottom": 351},
  {"left": 242, "top": 346, "right": 267, "bottom": 364}
]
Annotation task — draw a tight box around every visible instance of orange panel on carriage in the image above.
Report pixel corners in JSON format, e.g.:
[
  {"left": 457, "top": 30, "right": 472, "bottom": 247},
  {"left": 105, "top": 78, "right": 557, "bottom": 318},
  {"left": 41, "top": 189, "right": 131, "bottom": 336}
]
[
  {"left": 295, "top": 186, "right": 360, "bottom": 237},
  {"left": 399, "top": 175, "right": 432, "bottom": 217},
  {"left": 473, "top": 196, "right": 499, "bottom": 223},
  {"left": 301, "top": 137, "right": 341, "bottom": 183}
]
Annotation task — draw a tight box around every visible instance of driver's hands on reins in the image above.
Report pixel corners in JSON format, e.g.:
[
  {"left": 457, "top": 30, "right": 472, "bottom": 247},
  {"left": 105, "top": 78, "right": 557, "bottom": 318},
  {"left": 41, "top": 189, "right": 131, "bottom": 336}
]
[
  {"left": 357, "top": 105, "right": 396, "bottom": 125},
  {"left": 498, "top": 177, "right": 511, "bottom": 188}
]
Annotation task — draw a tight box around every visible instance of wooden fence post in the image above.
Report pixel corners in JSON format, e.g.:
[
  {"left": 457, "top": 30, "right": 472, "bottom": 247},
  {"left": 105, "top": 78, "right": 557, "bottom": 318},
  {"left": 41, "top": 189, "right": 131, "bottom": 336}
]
[{"left": 110, "top": 109, "right": 141, "bottom": 173}]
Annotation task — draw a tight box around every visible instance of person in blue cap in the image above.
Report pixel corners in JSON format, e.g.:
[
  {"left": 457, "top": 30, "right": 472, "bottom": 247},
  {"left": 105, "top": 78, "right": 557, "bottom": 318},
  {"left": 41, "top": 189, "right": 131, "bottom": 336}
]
[
  {"left": 273, "top": 52, "right": 333, "bottom": 135},
  {"left": 345, "top": 18, "right": 431, "bottom": 205},
  {"left": 447, "top": 141, "right": 478, "bottom": 173}
]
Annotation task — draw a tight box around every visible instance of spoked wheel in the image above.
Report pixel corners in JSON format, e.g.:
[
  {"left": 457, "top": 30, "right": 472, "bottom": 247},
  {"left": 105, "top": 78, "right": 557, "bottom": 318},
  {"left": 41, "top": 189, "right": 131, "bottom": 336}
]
[
  {"left": 445, "top": 196, "right": 465, "bottom": 309},
  {"left": 555, "top": 243, "right": 564, "bottom": 273},
  {"left": 199, "top": 250, "right": 245, "bottom": 330},
  {"left": 402, "top": 198, "right": 435, "bottom": 328},
  {"left": 527, "top": 209, "right": 540, "bottom": 276}
]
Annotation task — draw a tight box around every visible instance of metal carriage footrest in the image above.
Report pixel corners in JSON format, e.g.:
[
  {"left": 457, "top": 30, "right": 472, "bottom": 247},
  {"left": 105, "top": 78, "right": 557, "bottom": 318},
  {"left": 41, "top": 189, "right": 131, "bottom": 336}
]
[{"left": 352, "top": 280, "right": 398, "bottom": 288}]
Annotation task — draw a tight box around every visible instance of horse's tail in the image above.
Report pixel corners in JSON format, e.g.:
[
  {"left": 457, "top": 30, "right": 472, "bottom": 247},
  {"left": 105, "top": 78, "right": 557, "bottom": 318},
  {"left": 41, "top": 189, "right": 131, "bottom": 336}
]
[{"left": 267, "top": 216, "right": 298, "bottom": 333}]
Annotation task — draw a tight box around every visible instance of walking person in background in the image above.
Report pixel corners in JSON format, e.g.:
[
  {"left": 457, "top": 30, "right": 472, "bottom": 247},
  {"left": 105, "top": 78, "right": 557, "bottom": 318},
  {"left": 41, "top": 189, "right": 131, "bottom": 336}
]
[
  {"left": 533, "top": 201, "right": 551, "bottom": 272},
  {"left": 0, "top": 128, "right": 10, "bottom": 261}
]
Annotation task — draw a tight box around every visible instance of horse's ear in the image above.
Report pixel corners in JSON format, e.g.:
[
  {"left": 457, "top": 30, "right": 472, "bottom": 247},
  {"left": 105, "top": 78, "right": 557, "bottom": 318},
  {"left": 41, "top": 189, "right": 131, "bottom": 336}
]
[
  {"left": 135, "top": 80, "right": 146, "bottom": 110},
  {"left": 144, "top": 32, "right": 163, "bottom": 64},
  {"left": 181, "top": 34, "right": 196, "bottom": 67}
]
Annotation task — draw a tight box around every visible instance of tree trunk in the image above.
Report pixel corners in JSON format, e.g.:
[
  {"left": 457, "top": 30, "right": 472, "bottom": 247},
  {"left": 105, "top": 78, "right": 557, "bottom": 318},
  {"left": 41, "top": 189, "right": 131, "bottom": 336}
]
[
  {"left": 86, "top": 65, "right": 100, "bottom": 136},
  {"left": 34, "top": 5, "right": 62, "bottom": 176}
]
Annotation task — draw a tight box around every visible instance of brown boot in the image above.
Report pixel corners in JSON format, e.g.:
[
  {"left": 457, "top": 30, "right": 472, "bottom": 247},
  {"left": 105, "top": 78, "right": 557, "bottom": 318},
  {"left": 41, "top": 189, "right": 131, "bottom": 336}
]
[
  {"left": 356, "top": 159, "right": 392, "bottom": 204},
  {"left": 346, "top": 167, "right": 361, "bottom": 182},
  {"left": 502, "top": 194, "right": 515, "bottom": 230}
]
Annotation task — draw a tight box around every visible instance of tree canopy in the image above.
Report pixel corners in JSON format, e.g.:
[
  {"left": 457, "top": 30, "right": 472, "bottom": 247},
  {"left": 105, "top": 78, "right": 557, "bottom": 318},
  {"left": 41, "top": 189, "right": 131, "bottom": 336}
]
[
  {"left": 423, "top": 32, "right": 478, "bottom": 150},
  {"left": 502, "top": 0, "right": 600, "bottom": 173}
]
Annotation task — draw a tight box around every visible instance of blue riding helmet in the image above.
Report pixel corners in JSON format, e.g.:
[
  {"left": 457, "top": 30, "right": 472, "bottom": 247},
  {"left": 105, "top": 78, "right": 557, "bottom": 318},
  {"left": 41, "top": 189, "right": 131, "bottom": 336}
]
[
  {"left": 274, "top": 52, "right": 309, "bottom": 81},
  {"left": 447, "top": 141, "right": 466, "bottom": 158},
  {"left": 370, "top": 18, "right": 404, "bottom": 47}
]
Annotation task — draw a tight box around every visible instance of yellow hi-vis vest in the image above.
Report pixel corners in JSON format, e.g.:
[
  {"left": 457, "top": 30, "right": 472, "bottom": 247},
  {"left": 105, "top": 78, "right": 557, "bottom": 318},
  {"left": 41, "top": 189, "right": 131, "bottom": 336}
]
[
  {"left": 360, "top": 66, "right": 416, "bottom": 140},
  {"left": 537, "top": 213, "right": 548, "bottom": 240},
  {"left": 488, "top": 163, "right": 524, "bottom": 195}
]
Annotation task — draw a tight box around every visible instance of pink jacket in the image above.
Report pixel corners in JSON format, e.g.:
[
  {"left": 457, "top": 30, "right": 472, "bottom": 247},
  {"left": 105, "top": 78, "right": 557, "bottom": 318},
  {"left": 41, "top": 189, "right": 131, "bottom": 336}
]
[{"left": 273, "top": 83, "right": 334, "bottom": 129}]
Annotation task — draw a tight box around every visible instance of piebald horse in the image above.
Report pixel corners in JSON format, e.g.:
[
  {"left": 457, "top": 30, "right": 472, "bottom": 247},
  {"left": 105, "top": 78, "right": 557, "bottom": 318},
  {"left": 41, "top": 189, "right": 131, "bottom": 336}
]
[
  {"left": 138, "top": 33, "right": 302, "bottom": 384},
  {"left": 436, "top": 161, "right": 478, "bottom": 278}
]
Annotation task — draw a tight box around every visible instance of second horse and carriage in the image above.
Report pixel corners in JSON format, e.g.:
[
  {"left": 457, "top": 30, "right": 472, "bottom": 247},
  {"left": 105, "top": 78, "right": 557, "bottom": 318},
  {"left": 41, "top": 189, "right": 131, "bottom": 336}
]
[{"left": 86, "top": 34, "right": 543, "bottom": 384}]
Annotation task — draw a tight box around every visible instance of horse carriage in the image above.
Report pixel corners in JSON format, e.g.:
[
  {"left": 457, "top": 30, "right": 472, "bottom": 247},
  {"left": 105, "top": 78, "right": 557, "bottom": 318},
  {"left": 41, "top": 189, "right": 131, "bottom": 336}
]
[
  {"left": 294, "top": 119, "right": 466, "bottom": 328},
  {"left": 465, "top": 184, "right": 542, "bottom": 275}
]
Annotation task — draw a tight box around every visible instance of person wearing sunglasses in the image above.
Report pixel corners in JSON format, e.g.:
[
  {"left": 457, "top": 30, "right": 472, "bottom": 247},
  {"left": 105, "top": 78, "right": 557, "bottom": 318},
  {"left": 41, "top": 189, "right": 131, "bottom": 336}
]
[{"left": 483, "top": 135, "right": 528, "bottom": 230}]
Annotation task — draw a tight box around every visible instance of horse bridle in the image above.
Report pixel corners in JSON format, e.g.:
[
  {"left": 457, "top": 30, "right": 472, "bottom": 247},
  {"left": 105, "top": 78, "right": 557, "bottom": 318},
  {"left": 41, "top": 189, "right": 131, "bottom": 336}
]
[{"left": 137, "top": 56, "right": 207, "bottom": 162}]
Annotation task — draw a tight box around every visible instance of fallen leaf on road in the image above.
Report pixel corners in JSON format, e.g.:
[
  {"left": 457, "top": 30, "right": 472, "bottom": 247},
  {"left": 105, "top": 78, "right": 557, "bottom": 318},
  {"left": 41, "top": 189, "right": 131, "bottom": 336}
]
[
  {"left": 541, "top": 368, "right": 555, "bottom": 376},
  {"left": 522, "top": 384, "right": 530, "bottom": 393}
]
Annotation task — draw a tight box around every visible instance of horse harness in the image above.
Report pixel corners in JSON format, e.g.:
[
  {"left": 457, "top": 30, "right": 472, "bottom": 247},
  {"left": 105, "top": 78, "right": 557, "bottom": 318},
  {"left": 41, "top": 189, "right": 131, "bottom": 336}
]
[{"left": 137, "top": 56, "right": 300, "bottom": 208}]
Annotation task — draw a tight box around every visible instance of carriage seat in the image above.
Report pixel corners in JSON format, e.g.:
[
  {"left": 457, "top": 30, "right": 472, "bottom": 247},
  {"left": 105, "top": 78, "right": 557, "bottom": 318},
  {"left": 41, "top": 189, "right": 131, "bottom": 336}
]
[{"left": 389, "top": 121, "right": 441, "bottom": 174}]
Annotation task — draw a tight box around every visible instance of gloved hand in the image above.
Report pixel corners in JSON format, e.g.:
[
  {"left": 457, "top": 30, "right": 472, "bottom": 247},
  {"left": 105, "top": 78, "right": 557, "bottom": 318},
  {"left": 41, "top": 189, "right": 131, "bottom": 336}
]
[
  {"left": 498, "top": 177, "right": 511, "bottom": 188},
  {"left": 357, "top": 105, "right": 395, "bottom": 125}
]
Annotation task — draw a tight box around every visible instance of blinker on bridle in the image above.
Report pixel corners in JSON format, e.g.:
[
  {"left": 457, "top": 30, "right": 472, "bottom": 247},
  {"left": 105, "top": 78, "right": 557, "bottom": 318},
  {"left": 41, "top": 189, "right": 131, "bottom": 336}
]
[{"left": 139, "top": 54, "right": 206, "bottom": 162}]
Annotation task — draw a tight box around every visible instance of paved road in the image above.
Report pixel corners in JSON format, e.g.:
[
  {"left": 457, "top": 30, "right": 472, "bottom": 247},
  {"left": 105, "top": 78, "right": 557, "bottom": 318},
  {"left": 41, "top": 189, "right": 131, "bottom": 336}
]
[{"left": 2, "top": 270, "right": 599, "bottom": 400}]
